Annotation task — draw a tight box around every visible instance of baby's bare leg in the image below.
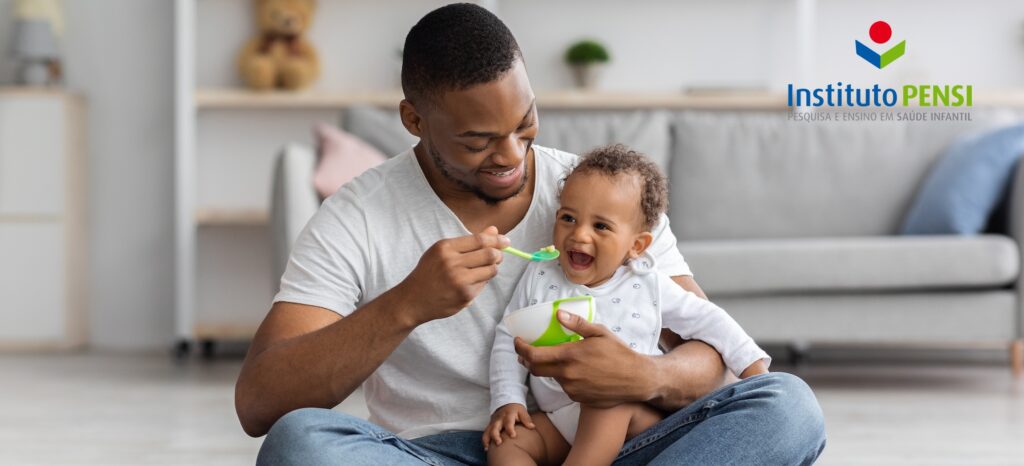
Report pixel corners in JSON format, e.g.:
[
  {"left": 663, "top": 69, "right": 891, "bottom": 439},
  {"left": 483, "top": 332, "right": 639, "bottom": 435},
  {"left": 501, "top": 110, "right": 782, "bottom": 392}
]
[
  {"left": 487, "top": 412, "right": 570, "bottom": 466},
  {"left": 564, "top": 403, "right": 663, "bottom": 466}
]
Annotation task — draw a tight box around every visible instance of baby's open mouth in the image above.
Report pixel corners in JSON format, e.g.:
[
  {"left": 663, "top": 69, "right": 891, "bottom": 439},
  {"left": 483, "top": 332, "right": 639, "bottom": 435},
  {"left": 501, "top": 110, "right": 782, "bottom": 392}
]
[{"left": 568, "top": 251, "right": 594, "bottom": 269}]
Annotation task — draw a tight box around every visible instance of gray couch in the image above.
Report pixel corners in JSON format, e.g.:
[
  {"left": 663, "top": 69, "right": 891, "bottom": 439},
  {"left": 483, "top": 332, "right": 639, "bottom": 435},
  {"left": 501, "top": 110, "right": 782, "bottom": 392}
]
[{"left": 271, "top": 105, "right": 1024, "bottom": 371}]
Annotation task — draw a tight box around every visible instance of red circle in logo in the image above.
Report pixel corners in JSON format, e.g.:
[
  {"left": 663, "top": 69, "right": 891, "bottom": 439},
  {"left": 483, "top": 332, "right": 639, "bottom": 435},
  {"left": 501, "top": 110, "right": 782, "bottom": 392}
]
[{"left": 869, "top": 21, "right": 892, "bottom": 44}]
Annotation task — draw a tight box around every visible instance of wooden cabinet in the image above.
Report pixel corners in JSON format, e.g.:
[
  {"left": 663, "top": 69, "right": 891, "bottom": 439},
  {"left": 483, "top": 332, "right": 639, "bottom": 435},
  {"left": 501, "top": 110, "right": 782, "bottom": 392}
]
[{"left": 0, "top": 90, "right": 86, "bottom": 350}]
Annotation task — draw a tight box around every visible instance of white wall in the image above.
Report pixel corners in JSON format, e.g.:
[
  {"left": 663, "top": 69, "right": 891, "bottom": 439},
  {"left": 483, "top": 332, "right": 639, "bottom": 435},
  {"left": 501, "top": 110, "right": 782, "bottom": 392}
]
[
  {"left": 503, "top": 0, "right": 798, "bottom": 91},
  {"left": 2, "top": 0, "right": 1024, "bottom": 350},
  {"left": 195, "top": 0, "right": 1024, "bottom": 92},
  {"left": 61, "top": 0, "right": 176, "bottom": 350},
  {"left": 813, "top": 0, "right": 1024, "bottom": 87},
  {"left": 195, "top": 0, "right": 795, "bottom": 91}
]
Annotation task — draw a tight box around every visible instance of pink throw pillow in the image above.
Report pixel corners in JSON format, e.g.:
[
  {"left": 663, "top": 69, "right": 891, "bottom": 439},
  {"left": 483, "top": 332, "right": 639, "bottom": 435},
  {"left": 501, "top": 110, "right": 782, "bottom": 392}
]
[{"left": 313, "top": 122, "right": 388, "bottom": 199}]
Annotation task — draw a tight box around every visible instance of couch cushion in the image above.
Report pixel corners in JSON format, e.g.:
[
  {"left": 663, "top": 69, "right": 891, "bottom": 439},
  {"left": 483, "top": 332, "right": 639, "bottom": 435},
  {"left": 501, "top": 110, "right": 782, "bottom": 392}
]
[
  {"left": 342, "top": 105, "right": 417, "bottom": 157},
  {"left": 339, "top": 107, "right": 674, "bottom": 174},
  {"left": 313, "top": 123, "right": 388, "bottom": 199},
  {"left": 901, "top": 124, "right": 1024, "bottom": 235},
  {"left": 679, "top": 235, "right": 1019, "bottom": 296},
  {"left": 536, "top": 110, "right": 671, "bottom": 173},
  {"left": 669, "top": 110, "right": 1024, "bottom": 240},
  {"left": 716, "top": 291, "right": 1017, "bottom": 343}
]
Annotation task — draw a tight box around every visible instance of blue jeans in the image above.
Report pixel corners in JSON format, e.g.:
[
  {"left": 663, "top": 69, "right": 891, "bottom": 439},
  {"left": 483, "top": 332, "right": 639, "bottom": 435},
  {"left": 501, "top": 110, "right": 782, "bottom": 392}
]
[{"left": 256, "top": 372, "right": 826, "bottom": 465}]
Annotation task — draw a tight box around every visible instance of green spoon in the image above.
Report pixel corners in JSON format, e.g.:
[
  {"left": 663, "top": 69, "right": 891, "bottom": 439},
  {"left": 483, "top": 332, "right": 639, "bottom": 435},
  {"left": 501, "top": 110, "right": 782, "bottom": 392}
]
[{"left": 502, "top": 245, "right": 560, "bottom": 261}]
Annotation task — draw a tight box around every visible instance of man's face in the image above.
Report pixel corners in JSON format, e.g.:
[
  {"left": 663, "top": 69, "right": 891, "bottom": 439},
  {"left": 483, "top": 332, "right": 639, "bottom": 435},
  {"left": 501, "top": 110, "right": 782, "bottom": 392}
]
[{"left": 416, "top": 60, "right": 538, "bottom": 204}]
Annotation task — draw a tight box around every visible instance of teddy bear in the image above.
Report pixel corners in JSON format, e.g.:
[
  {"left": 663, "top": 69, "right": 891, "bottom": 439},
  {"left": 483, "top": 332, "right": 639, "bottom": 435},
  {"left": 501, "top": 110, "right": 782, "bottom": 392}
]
[{"left": 237, "top": 0, "right": 320, "bottom": 91}]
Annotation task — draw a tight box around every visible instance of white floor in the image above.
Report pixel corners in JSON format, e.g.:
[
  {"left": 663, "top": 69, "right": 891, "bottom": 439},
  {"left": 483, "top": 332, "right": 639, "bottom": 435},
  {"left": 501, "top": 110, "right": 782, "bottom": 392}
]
[{"left": 1, "top": 353, "right": 1022, "bottom": 465}]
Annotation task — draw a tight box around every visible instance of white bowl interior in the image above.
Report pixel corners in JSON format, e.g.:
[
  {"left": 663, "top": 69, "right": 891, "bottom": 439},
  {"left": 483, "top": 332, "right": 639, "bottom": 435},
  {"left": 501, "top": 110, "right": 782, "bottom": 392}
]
[
  {"left": 503, "top": 297, "right": 593, "bottom": 343},
  {"left": 504, "top": 301, "right": 552, "bottom": 343}
]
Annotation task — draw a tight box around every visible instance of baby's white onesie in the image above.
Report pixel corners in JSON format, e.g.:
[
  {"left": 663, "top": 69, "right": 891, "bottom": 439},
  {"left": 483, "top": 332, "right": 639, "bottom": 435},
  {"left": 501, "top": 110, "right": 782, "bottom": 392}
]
[{"left": 489, "top": 253, "right": 770, "bottom": 444}]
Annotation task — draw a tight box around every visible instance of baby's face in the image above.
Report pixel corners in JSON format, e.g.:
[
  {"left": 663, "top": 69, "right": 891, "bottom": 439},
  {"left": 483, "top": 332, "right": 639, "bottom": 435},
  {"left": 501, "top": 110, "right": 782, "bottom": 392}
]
[{"left": 554, "top": 171, "right": 651, "bottom": 287}]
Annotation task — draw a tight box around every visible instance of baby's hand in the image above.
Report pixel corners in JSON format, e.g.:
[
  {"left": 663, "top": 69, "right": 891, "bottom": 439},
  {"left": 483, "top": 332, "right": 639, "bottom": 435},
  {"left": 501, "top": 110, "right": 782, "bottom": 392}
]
[{"left": 482, "top": 403, "right": 535, "bottom": 450}]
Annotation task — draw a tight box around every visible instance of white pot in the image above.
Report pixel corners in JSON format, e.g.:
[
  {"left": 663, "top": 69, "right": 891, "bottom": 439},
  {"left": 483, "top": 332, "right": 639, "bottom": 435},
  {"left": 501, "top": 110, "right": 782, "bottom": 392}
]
[
  {"left": 570, "top": 63, "right": 605, "bottom": 89},
  {"left": 19, "top": 61, "right": 50, "bottom": 86}
]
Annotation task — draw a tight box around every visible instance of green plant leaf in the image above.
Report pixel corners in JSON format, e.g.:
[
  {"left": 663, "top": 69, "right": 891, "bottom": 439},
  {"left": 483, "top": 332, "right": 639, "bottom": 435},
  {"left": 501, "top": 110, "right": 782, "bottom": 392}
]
[{"left": 565, "top": 40, "right": 610, "bottom": 65}]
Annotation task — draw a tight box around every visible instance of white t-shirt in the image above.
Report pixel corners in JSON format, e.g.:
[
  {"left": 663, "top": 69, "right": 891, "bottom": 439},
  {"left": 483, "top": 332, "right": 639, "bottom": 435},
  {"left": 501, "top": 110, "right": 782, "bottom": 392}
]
[
  {"left": 273, "top": 145, "right": 691, "bottom": 439},
  {"left": 489, "top": 253, "right": 770, "bottom": 416}
]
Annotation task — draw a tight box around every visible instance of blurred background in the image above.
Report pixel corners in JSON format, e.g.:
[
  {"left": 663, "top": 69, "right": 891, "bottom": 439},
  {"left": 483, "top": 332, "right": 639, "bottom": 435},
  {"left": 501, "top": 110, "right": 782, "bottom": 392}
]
[{"left": 2, "top": 0, "right": 1024, "bottom": 464}]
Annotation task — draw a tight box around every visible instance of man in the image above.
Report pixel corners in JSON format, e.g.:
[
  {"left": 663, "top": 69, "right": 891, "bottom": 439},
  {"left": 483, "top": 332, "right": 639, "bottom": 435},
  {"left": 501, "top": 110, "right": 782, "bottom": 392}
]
[{"left": 239, "top": 4, "right": 825, "bottom": 465}]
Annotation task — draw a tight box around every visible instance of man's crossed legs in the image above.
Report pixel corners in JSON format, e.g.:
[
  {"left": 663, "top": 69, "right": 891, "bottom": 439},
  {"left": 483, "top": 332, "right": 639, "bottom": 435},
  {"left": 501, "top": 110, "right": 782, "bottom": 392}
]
[{"left": 256, "top": 372, "right": 826, "bottom": 466}]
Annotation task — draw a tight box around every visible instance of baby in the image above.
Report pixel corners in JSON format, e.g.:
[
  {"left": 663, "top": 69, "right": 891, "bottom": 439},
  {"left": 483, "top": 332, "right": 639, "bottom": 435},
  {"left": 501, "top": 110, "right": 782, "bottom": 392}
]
[{"left": 485, "top": 145, "right": 770, "bottom": 466}]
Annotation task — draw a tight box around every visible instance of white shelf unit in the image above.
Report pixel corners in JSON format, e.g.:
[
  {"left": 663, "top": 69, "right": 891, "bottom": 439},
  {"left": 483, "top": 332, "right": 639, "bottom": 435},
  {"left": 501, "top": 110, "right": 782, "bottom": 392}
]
[
  {"left": 175, "top": 0, "right": 198, "bottom": 351},
  {"left": 177, "top": 0, "right": 284, "bottom": 351},
  {"left": 176, "top": 0, "right": 368, "bottom": 351},
  {"left": 0, "top": 89, "right": 87, "bottom": 350}
]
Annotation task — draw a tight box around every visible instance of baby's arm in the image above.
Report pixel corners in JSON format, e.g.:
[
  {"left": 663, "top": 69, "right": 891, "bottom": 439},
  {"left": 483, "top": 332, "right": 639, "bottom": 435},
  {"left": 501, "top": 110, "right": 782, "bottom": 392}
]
[
  {"left": 657, "top": 274, "right": 771, "bottom": 378},
  {"left": 485, "top": 266, "right": 536, "bottom": 448},
  {"left": 489, "top": 319, "right": 530, "bottom": 414}
]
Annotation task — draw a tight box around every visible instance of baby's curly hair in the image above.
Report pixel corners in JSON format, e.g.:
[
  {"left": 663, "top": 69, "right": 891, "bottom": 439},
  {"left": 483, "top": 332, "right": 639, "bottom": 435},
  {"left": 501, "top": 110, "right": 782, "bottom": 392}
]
[{"left": 569, "top": 144, "right": 668, "bottom": 231}]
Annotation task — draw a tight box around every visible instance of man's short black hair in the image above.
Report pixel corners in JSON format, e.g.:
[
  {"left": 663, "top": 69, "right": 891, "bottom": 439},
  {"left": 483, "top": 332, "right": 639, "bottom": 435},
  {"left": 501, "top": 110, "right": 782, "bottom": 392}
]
[{"left": 401, "top": 3, "right": 522, "bottom": 106}]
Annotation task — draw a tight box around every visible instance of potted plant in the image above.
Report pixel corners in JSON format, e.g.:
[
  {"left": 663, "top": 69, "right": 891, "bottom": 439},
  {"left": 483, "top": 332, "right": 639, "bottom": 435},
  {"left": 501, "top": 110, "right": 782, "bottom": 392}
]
[{"left": 565, "top": 39, "right": 610, "bottom": 89}]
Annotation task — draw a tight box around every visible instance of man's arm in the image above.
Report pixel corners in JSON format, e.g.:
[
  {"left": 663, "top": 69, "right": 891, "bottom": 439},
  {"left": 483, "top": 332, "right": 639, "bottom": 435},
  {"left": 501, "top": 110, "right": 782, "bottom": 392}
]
[
  {"left": 514, "top": 275, "right": 730, "bottom": 412},
  {"left": 235, "top": 290, "right": 416, "bottom": 437},
  {"left": 235, "top": 228, "right": 510, "bottom": 437}
]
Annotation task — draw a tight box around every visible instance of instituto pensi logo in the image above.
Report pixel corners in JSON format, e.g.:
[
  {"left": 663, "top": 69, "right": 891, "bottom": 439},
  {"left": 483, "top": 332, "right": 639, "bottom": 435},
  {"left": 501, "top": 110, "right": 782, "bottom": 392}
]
[
  {"left": 855, "top": 21, "right": 905, "bottom": 69},
  {"left": 787, "top": 17, "right": 972, "bottom": 115}
]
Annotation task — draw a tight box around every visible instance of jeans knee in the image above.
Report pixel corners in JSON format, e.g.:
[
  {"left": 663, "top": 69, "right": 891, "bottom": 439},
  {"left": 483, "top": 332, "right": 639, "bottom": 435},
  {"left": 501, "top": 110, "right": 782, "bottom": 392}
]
[
  {"left": 257, "top": 408, "right": 351, "bottom": 465},
  {"left": 769, "top": 373, "right": 823, "bottom": 422},
  {"left": 265, "top": 408, "right": 326, "bottom": 445},
  {"left": 759, "top": 372, "right": 826, "bottom": 457}
]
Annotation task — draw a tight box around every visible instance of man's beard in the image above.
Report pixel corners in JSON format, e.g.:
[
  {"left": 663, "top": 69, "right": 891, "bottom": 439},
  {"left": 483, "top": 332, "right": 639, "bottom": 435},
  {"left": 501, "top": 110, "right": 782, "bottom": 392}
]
[{"left": 427, "top": 142, "right": 531, "bottom": 206}]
